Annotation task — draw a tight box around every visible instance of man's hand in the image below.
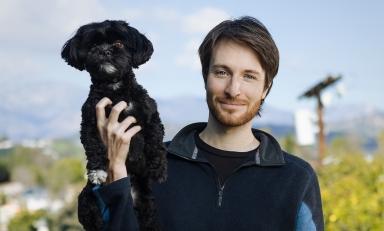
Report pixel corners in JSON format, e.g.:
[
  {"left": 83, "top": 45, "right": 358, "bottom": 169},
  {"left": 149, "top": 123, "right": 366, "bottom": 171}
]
[{"left": 96, "top": 97, "right": 142, "bottom": 183}]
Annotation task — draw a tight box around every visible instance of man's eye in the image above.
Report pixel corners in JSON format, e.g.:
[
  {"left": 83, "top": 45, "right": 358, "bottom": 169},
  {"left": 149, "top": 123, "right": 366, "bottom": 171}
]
[
  {"left": 244, "top": 74, "right": 257, "bottom": 80},
  {"left": 113, "top": 41, "right": 124, "bottom": 48},
  {"left": 215, "top": 70, "right": 228, "bottom": 77}
]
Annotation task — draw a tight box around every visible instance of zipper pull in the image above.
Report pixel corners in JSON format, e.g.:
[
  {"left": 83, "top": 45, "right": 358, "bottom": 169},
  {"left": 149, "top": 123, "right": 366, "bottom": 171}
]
[{"left": 217, "top": 186, "right": 224, "bottom": 207}]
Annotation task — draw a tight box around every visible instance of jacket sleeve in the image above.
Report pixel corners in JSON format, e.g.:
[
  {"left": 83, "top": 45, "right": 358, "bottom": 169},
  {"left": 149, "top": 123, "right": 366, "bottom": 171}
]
[
  {"left": 92, "top": 177, "right": 140, "bottom": 231},
  {"left": 296, "top": 171, "right": 324, "bottom": 231}
]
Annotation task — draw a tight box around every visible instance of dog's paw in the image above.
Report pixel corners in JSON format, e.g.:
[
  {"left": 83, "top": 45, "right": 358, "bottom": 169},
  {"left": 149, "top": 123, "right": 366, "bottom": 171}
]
[{"left": 88, "top": 170, "right": 108, "bottom": 185}]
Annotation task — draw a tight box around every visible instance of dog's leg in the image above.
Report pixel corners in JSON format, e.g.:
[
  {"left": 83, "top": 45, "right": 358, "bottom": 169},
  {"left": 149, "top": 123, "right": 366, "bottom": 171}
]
[
  {"left": 131, "top": 175, "right": 162, "bottom": 231},
  {"left": 129, "top": 112, "right": 166, "bottom": 231},
  {"left": 126, "top": 133, "right": 146, "bottom": 175},
  {"left": 143, "top": 113, "right": 168, "bottom": 183},
  {"left": 87, "top": 169, "right": 108, "bottom": 185},
  {"left": 83, "top": 136, "right": 109, "bottom": 184},
  {"left": 81, "top": 99, "right": 109, "bottom": 185},
  {"left": 78, "top": 181, "right": 104, "bottom": 230}
]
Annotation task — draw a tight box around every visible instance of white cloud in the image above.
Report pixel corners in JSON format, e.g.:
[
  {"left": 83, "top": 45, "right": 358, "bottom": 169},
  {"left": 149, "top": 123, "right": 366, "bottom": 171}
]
[
  {"left": 0, "top": 0, "right": 108, "bottom": 82},
  {"left": 0, "top": 0, "right": 107, "bottom": 51},
  {"left": 182, "top": 7, "right": 230, "bottom": 34},
  {"left": 174, "top": 7, "right": 230, "bottom": 69}
]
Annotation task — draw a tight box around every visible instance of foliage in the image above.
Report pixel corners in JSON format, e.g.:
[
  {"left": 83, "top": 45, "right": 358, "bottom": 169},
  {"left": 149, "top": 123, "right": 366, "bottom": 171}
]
[
  {"left": 0, "top": 146, "right": 53, "bottom": 186},
  {"left": 1, "top": 139, "right": 86, "bottom": 230},
  {"left": 48, "top": 199, "right": 84, "bottom": 231},
  {"left": 280, "top": 133, "right": 298, "bottom": 154},
  {"left": 0, "top": 161, "right": 10, "bottom": 182},
  {"left": 8, "top": 209, "right": 46, "bottom": 231},
  {"left": 46, "top": 157, "right": 86, "bottom": 195},
  {"left": 0, "top": 143, "right": 86, "bottom": 191},
  {"left": 318, "top": 136, "right": 384, "bottom": 230},
  {"left": 51, "top": 138, "right": 84, "bottom": 158},
  {"left": 0, "top": 192, "right": 6, "bottom": 205}
]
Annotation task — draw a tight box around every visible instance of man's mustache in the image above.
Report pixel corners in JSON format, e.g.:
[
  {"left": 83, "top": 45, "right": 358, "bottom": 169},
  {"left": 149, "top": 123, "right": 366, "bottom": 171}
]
[{"left": 216, "top": 97, "right": 248, "bottom": 105}]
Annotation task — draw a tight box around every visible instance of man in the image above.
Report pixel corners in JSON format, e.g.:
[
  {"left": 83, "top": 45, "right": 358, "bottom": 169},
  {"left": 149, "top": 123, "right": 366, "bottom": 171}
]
[{"left": 93, "top": 16, "right": 324, "bottom": 230}]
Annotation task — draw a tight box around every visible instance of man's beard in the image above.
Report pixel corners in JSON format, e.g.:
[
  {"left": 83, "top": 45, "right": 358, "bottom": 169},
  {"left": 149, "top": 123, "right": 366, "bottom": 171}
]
[{"left": 206, "top": 92, "right": 263, "bottom": 127}]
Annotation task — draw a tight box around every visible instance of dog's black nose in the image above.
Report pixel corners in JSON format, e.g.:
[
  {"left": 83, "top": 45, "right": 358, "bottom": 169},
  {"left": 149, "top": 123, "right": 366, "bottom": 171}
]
[
  {"left": 97, "top": 44, "right": 112, "bottom": 57},
  {"left": 97, "top": 48, "right": 112, "bottom": 57}
]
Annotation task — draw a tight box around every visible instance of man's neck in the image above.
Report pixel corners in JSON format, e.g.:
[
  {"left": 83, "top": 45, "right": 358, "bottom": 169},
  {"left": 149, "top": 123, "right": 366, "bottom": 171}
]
[{"left": 199, "top": 115, "right": 260, "bottom": 152}]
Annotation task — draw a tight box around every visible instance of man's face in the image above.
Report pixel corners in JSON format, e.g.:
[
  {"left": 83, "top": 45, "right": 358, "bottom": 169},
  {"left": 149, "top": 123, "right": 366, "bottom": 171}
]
[{"left": 205, "top": 39, "right": 269, "bottom": 127}]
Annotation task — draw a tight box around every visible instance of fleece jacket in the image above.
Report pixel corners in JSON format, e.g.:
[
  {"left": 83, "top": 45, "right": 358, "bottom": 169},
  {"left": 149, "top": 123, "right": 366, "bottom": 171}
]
[{"left": 92, "top": 122, "right": 324, "bottom": 231}]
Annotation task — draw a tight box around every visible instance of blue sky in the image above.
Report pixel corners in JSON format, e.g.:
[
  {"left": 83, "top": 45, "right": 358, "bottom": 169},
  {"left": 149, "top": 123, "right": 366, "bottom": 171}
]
[{"left": 1, "top": 0, "right": 383, "bottom": 112}]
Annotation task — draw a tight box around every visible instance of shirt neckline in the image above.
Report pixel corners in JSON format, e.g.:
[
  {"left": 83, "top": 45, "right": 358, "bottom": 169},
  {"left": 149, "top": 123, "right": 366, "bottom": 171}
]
[{"left": 194, "top": 132, "right": 259, "bottom": 158}]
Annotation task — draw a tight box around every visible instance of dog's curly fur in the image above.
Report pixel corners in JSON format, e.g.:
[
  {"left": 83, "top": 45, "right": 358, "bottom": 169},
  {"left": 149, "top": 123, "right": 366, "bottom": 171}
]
[{"left": 61, "top": 20, "right": 167, "bottom": 231}]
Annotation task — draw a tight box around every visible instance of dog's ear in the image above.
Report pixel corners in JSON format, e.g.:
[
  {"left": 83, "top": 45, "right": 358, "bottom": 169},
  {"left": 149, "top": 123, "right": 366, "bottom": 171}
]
[
  {"left": 61, "top": 29, "right": 87, "bottom": 71},
  {"left": 114, "top": 21, "right": 153, "bottom": 68},
  {"left": 131, "top": 32, "right": 154, "bottom": 68},
  {"left": 111, "top": 21, "right": 153, "bottom": 68}
]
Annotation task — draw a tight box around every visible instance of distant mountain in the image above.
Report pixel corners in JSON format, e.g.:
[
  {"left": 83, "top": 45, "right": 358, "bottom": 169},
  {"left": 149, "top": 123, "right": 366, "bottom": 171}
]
[
  {"left": 0, "top": 78, "right": 86, "bottom": 140},
  {"left": 1, "top": 79, "right": 383, "bottom": 146},
  {"left": 324, "top": 104, "right": 384, "bottom": 152},
  {"left": 325, "top": 104, "right": 384, "bottom": 136}
]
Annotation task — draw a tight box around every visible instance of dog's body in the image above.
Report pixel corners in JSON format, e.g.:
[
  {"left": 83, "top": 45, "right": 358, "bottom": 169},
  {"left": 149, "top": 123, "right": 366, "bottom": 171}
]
[{"left": 61, "top": 20, "right": 167, "bottom": 231}]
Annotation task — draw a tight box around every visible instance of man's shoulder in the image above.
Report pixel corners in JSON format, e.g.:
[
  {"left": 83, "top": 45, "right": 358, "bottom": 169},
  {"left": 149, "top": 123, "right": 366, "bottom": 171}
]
[{"left": 282, "top": 151, "right": 317, "bottom": 179}]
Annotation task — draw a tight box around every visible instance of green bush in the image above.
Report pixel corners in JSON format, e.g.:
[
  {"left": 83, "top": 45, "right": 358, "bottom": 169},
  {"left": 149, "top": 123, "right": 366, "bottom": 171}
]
[
  {"left": 319, "top": 153, "right": 384, "bottom": 230},
  {"left": 8, "top": 210, "right": 46, "bottom": 231}
]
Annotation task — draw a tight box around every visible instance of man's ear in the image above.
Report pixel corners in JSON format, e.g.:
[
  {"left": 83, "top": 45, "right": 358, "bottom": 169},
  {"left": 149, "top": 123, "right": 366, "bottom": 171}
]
[
  {"left": 262, "top": 82, "right": 273, "bottom": 99},
  {"left": 61, "top": 35, "right": 87, "bottom": 71},
  {"left": 131, "top": 32, "right": 154, "bottom": 68}
]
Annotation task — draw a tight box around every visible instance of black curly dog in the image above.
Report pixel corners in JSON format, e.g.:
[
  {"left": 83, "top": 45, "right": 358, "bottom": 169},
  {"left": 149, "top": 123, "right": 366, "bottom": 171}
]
[{"left": 61, "top": 20, "right": 167, "bottom": 231}]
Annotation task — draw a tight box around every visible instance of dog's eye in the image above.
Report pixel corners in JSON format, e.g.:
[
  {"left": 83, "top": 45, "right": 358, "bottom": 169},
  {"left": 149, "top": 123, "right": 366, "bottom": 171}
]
[{"left": 113, "top": 41, "right": 124, "bottom": 49}]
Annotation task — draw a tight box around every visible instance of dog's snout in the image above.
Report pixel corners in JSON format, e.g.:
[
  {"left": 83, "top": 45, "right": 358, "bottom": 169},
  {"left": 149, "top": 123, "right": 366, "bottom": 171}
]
[
  {"left": 96, "top": 44, "right": 112, "bottom": 57},
  {"left": 98, "top": 48, "right": 111, "bottom": 56}
]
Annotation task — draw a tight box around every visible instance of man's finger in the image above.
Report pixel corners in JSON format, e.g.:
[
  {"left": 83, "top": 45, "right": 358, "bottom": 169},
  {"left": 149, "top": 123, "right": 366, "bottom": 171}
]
[
  {"left": 96, "top": 97, "right": 112, "bottom": 121},
  {"left": 121, "top": 125, "right": 142, "bottom": 144},
  {"left": 109, "top": 101, "right": 128, "bottom": 124},
  {"left": 115, "top": 116, "right": 138, "bottom": 135}
]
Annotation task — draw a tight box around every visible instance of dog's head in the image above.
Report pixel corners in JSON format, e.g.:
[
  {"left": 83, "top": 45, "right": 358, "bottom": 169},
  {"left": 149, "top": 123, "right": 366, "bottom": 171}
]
[{"left": 61, "top": 20, "right": 153, "bottom": 82}]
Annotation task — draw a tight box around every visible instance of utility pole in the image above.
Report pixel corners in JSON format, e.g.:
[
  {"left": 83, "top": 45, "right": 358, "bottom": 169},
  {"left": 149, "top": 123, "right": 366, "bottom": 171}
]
[{"left": 299, "top": 75, "right": 342, "bottom": 166}]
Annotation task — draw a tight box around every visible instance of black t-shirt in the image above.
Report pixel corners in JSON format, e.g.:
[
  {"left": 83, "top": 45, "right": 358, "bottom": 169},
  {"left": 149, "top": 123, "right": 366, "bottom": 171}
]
[{"left": 194, "top": 132, "right": 258, "bottom": 186}]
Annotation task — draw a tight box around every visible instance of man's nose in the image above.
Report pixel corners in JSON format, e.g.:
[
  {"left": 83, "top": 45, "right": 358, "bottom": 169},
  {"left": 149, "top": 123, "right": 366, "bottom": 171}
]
[{"left": 224, "top": 77, "right": 241, "bottom": 97}]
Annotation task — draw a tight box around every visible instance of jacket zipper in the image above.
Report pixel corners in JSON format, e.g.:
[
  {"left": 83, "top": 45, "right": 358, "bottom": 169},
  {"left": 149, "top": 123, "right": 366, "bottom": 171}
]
[
  {"left": 215, "top": 161, "right": 255, "bottom": 208},
  {"left": 217, "top": 184, "right": 225, "bottom": 207},
  {"left": 171, "top": 153, "right": 227, "bottom": 208},
  {"left": 168, "top": 150, "right": 256, "bottom": 208}
]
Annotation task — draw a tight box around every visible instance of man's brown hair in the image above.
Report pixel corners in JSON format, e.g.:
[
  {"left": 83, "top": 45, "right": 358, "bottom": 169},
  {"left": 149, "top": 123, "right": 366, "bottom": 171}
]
[{"left": 198, "top": 16, "right": 279, "bottom": 96}]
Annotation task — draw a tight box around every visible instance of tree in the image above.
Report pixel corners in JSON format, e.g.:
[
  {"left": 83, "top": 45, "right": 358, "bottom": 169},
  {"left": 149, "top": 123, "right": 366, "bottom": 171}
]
[
  {"left": 46, "top": 157, "right": 85, "bottom": 196},
  {"left": 0, "top": 162, "right": 10, "bottom": 182}
]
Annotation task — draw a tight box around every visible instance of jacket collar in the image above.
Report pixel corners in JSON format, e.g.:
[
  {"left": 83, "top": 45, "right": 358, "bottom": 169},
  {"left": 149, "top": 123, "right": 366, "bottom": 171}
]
[{"left": 167, "top": 122, "right": 285, "bottom": 166}]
